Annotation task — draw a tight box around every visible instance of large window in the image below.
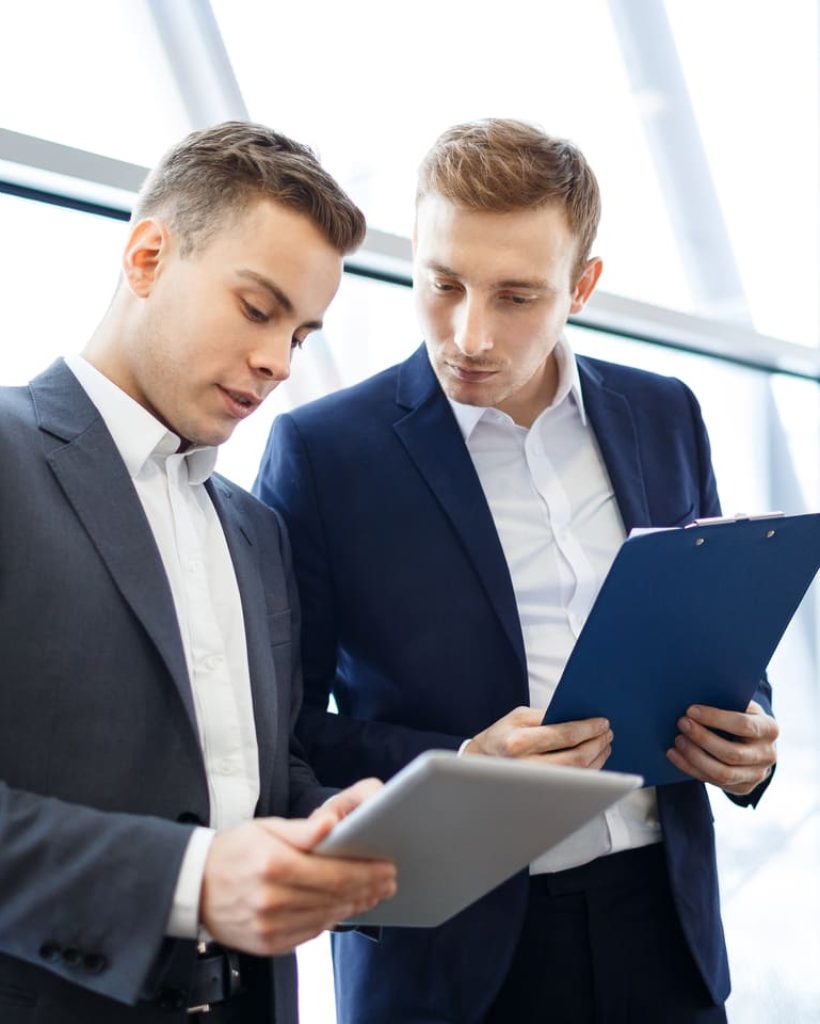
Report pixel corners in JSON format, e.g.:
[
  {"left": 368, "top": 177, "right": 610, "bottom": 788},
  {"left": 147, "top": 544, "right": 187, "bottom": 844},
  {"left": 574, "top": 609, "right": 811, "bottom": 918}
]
[
  {"left": 2, "top": 4, "right": 819, "bottom": 1019},
  {"left": 211, "top": 0, "right": 819, "bottom": 347},
  {"left": 0, "top": 1, "right": 189, "bottom": 166}
]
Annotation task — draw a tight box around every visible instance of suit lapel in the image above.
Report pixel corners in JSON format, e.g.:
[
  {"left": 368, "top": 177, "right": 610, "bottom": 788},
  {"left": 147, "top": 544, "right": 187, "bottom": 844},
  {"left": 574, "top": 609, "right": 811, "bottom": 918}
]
[
  {"left": 207, "top": 479, "right": 277, "bottom": 813},
  {"left": 392, "top": 349, "right": 527, "bottom": 678},
  {"left": 578, "top": 357, "right": 651, "bottom": 532},
  {"left": 31, "top": 361, "right": 199, "bottom": 735}
]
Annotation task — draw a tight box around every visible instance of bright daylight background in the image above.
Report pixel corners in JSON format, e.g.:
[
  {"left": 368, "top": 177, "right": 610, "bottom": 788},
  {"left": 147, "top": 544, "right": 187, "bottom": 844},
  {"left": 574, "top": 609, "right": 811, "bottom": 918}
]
[{"left": 0, "top": 2, "right": 818, "bottom": 1021}]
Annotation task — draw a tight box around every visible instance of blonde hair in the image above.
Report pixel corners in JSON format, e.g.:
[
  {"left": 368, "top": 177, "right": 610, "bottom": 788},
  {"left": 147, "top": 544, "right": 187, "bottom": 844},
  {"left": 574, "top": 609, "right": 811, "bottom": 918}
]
[
  {"left": 417, "top": 119, "right": 601, "bottom": 278},
  {"left": 134, "top": 121, "right": 365, "bottom": 256}
]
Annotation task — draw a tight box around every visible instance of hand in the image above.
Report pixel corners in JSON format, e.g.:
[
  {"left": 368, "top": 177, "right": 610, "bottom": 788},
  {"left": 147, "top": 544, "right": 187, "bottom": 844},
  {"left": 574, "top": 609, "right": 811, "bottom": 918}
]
[
  {"left": 463, "top": 706, "right": 612, "bottom": 770},
  {"left": 200, "top": 814, "right": 396, "bottom": 956},
  {"left": 313, "top": 777, "right": 384, "bottom": 826},
  {"left": 666, "top": 700, "right": 778, "bottom": 795}
]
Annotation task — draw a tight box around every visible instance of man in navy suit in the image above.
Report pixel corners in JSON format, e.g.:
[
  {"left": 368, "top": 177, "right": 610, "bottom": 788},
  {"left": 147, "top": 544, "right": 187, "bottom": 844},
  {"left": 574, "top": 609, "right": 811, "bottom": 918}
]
[
  {"left": 256, "top": 119, "right": 778, "bottom": 1023},
  {"left": 0, "top": 122, "right": 396, "bottom": 1023}
]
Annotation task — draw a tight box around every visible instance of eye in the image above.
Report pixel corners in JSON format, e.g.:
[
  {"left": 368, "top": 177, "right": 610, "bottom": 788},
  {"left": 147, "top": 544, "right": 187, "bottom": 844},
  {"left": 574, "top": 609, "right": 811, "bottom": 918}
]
[
  {"left": 241, "top": 300, "right": 270, "bottom": 324},
  {"left": 291, "top": 333, "right": 308, "bottom": 350},
  {"left": 432, "top": 280, "right": 458, "bottom": 294},
  {"left": 501, "top": 293, "right": 534, "bottom": 307}
]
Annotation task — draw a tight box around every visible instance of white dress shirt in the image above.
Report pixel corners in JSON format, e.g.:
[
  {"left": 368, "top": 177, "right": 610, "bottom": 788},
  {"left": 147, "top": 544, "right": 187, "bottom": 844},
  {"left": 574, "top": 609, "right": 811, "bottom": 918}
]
[
  {"left": 65, "top": 355, "right": 260, "bottom": 936},
  {"left": 449, "top": 337, "right": 661, "bottom": 873}
]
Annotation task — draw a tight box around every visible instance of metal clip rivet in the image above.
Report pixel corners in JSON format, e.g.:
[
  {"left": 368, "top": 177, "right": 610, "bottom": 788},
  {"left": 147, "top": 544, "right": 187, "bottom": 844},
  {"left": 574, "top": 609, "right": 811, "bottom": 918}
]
[{"left": 695, "top": 537, "right": 705, "bottom": 546}]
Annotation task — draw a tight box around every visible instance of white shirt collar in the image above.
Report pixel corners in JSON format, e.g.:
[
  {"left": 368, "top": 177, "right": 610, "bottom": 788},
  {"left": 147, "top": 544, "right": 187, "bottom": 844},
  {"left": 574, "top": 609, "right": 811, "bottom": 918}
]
[
  {"left": 63, "top": 354, "right": 217, "bottom": 484},
  {"left": 447, "top": 334, "right": 587, "bottom": 442}
]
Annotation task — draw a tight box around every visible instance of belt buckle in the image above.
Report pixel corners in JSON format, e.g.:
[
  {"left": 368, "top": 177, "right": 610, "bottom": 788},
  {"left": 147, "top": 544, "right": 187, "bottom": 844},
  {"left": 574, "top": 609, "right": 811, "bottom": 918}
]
[{"left": 186, "top": 941, "right": 242, "bottom": 1013}]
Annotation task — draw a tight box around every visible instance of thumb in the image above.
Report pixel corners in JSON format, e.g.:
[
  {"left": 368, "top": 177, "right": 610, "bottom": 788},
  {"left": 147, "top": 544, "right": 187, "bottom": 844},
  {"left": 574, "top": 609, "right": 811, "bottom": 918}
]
[{"left": 256, "top": 813, "right": 336, "bottom": 852}]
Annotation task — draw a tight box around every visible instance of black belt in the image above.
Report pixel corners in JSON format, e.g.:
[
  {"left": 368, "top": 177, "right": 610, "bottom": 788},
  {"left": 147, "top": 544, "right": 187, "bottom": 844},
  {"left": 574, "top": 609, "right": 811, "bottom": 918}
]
[
  {"left": 531, "top": 842, "right": 666, "bottom": 896},
  {"left": 156, "top": 942, "right": 244, "bottom": 1015}
]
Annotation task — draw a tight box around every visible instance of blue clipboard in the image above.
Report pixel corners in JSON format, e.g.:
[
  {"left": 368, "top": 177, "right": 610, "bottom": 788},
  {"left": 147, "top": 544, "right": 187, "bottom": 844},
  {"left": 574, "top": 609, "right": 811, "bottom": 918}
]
[{"left": 543, "top": 513, "right": 820, "bottom": 786}]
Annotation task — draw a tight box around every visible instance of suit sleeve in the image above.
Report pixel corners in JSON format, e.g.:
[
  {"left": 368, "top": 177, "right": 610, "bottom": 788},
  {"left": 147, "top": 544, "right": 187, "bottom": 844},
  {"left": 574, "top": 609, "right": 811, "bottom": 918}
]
[
  {"left": 0, "top": 781, "right": 194, "bottom": 1005},
  {"left": 681, "top": 380, "right": 774, "bottom": 809},
  {"left": 254, "top": 414, "right": 465, "bottom": 788}
]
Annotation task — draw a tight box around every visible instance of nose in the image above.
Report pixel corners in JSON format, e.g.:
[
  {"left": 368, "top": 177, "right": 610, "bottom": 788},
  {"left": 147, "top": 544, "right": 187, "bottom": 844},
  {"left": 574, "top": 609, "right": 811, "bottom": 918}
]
[
  {"left": 249, "top": 330, "right": 292, "bottom": 384},
  {"left": 453, "top": 297, "right": 492, "bottom": 357}
]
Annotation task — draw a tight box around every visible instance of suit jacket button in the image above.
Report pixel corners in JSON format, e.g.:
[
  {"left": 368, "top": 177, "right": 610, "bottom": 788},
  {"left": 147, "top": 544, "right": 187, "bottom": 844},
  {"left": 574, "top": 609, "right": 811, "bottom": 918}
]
[
  {"left": 176, "top": 811, "right": 204, "bottom": 825},
  {"left": 61, "top": 947, "right": 82, "bottom": 968},
  {"left": 39, "top": 942, "right": 61, "bottom": 963},
  {"left": 83, "top": 952, "right": 107, "bottom": 974}
]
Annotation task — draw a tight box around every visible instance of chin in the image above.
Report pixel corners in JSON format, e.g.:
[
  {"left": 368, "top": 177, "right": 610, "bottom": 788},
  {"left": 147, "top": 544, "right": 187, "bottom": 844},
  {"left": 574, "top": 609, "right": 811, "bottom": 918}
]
[
  {"left": 181, "top": 422, "right": 233, "bottom": 450},
  {"left": 447, "top": 382, "right": 499, "bottom": 408}
]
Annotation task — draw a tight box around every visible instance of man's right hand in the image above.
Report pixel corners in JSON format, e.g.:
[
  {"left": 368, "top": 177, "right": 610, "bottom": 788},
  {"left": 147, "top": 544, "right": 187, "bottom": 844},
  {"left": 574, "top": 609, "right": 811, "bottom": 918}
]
[
  {"left": 463, "top": 707, "right": 612, "bottom": 769},
  {"left": 200, "top": 815, "right": 396, "bottom": 956}
]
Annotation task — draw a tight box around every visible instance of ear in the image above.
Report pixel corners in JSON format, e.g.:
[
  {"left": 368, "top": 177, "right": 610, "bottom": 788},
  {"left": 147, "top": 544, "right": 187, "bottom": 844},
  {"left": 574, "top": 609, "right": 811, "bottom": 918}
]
[
  {"left": 569, "top": 257, "right": 603, "bottom": 314},
  {"left": 121, "top": 218, "right": 171, "bottom": 298}
]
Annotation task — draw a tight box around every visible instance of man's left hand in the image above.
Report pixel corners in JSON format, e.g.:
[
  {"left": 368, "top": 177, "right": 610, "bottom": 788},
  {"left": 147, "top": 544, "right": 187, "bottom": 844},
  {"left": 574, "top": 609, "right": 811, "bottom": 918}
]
[
  {"left": 666, "top": 700, "right": 778, "bottom": 796},
  {"left": 314, "top": 778, "right": 384, "bottom": 826}
]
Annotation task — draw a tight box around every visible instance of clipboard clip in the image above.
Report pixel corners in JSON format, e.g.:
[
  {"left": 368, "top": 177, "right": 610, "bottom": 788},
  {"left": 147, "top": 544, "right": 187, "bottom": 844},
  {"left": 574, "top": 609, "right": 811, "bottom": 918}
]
[{"left": 684, "top": 511, "right": 785, "bottom": 528}]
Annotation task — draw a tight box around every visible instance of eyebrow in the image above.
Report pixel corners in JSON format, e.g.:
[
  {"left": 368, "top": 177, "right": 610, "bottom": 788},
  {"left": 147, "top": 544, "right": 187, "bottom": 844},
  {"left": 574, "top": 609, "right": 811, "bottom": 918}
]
[
  {"left": 237, "top": 269, "right": 323, "bottom": 330},
  {"left": 424, "top": 261, "right": 550, "bottom": 292}
]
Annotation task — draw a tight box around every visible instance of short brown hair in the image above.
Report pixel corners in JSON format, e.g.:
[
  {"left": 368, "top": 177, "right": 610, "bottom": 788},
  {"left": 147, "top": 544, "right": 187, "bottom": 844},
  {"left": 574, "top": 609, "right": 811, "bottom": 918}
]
[
  {"left": 417, "top": 119, "right": 601, "bottom": 278},
  {"left": 134, "top": 121, "right": 366, "bottom": 256}
]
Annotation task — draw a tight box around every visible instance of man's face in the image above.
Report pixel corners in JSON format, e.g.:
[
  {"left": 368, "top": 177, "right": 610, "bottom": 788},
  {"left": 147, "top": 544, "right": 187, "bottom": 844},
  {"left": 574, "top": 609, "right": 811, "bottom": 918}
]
[
  {"left": 414, "top": 195, "right": 601, "bottom": 426},
  {"left": 117, "top": 199, "right": 342, "bottom": 447}
]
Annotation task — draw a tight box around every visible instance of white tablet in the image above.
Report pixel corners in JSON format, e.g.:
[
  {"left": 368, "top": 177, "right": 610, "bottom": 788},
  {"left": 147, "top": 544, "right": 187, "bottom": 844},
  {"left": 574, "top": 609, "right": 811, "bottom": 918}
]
[{"left": 316, "top": 750, "right": 642, "bottom": 927}]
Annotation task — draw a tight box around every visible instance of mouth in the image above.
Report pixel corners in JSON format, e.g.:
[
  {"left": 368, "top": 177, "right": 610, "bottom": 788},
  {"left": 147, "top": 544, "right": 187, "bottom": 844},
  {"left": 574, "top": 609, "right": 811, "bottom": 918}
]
[
  {"left": 447, "top": 363, "right": 499, "bottom": 383},
  {"left": 217, "top": 385, "right": 262, "bottom": 419}
]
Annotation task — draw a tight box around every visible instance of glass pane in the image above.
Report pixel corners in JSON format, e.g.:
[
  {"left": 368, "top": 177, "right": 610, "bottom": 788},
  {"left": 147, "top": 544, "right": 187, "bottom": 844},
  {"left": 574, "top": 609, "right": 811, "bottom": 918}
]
[
  {"left": 0, "top": 0, "right": 191, "bottom": 166},
  {"left": 666, "top": 0, "right": 819, "bottom": 347},
  {"left": 213, "top": 0, "right": 818, "bottom": 351},
  {"left": 212, "top": 0, "right": 695, "bottom": 315},
  {"left": 0, "top": 192, "right": 127, "bottom": 383}
]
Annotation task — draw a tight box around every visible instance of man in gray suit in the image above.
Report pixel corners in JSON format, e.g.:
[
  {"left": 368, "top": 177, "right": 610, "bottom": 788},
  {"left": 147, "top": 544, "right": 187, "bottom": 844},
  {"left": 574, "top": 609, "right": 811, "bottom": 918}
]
[{"left": 0, "top": 122, "right": 395, "bottom": 1023}]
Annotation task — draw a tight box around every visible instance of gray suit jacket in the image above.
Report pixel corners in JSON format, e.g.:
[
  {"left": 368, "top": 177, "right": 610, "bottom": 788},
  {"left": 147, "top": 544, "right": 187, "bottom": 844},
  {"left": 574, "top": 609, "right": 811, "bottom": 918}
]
[{"left": 0, "top": 360, "right": 330, "bottom": 1022}]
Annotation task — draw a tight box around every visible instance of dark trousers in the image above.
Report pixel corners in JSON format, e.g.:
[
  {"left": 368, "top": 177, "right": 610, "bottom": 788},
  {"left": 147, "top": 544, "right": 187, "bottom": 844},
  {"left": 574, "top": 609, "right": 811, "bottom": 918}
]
[{"left": 485, "top": 844, "right": 727, "bottom": 1024}]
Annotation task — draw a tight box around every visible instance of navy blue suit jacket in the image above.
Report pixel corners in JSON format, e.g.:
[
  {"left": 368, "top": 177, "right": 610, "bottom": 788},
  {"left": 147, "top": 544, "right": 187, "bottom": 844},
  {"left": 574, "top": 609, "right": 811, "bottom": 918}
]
[{"left": 256, "top": 345, "right": 773, "bottom": 1024}]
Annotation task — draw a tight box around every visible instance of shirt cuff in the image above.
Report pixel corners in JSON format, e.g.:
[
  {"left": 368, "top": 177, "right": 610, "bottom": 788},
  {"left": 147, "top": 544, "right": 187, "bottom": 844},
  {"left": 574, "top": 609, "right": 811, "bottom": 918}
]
[
  {"left": 457, "top": 738, "right": 473, "bottom": 756},
  {"left": 165, "top": 826, "right": 216, "bottom": 939}
]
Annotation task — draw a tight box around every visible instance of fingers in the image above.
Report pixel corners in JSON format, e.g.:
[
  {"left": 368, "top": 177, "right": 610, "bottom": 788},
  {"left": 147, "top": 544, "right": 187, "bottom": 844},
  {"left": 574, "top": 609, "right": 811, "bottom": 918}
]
[
  {"left": 529, "top": 729, "right": 613, "bottom": 770},
  {"left": 683, "top": 703, "right": 780, "bottom": 742},
  {"left": 466, "top": 706, "right": 610, "bottom": 760},
  {"left": 535, "top": 718, "right": 611, "bottom": 753},
  {"left": 499, "top": 720, "right": 606, "bottom": 761},
  {"left": 318, "top": 777, "right": 384, "bottom": 823},
  {"left": 257, "top": 813, "right": 336, "bottom": 852},
  {"left": 667, "top": 704, "right": 778, "bottom": 794},
  {"left": 666, "top": 741, "right": 772, "bottom": 793},
  {"left": 254, "top": 824, "right": 396, "bottom": 897},
  {"left": 200, "top": 819, "right": 397, "bottom": 957}
]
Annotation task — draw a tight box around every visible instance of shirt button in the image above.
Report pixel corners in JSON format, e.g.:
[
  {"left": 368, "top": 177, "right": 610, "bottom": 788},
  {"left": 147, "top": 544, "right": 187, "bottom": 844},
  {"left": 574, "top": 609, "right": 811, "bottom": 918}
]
[
  {"left": 201, "top": 654, "right": 223, "bottom": 672},
  {"left": 217, "top": 758, "right": 237, "bottom": 775}
]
